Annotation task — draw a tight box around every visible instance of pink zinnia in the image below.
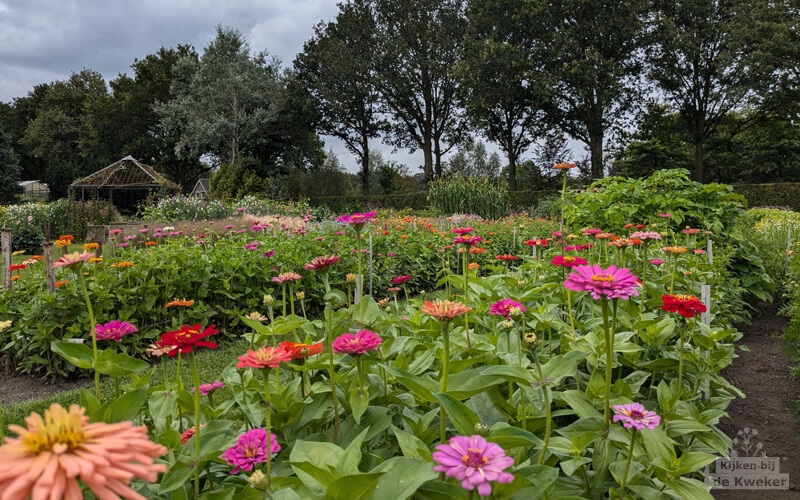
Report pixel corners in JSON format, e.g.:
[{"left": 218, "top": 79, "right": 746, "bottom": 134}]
[
  {"left": 305, "top": 255, "right": 340, "bottom": 271},
  {"left": 683, "top": 228, "right": 700, "bottom": 235},
  {"left": 451, "top": 227, "right": 474, "bottom": 235},
  {"left": 236, "top": 346, "right": 292, "bottom": 369},
  {"left": 433, "top": 435, "right": 514, "bottom": 497},
  {"left": 454, "top": 235, "right": 483, "bottom": 246},
  {"left": 658, "top": 213, "right": 672, "bottom": 218},
  {"left": 332, "top": 330, "right": 382, "bottom": 355},
  {"left": 489, "top": 298, "right": 526, "bottom": 318},
  {"left": 222, "top": 429, "right": 281, "bottom": 474},
  {"left": 193, "top": 381, "right": 225, "bottom": 396},
  {"left": 551, "top": 231, "right": 563, "bottom": 238},
  {"left": 564, "top": 264, "right": 640, "bottom": 300},
  {"left": 582, "top": 228, "right": 603, "bottom": 236},
  {"left": 630, "top": 231, "right": 661, "bottom": 240},
  {"left": 337, "top": 211, "right": 376, "bottom": 231},
  {"left": 693, "top": 249, "right": 706, "bottom": 255},
  {"left": 551, "top": 255, "right": 588, "bottom": 268},
  {"left": 95, "top": 320, "right": 138, "bottom": 341},
  {"left": 52, "top": 251, "right": 94, "bottom": 269},
  {"left": 612, "top": 403, "right": 661, "bottom": 430},
  {"left": 392, "top": 275, "right": 411, "bottom": 284},
  {"left": 650, "top": 259, "right": 664, "bottom": 266},
  {"left": 272, "top": 272, "right": 302, "bottom": 284}
]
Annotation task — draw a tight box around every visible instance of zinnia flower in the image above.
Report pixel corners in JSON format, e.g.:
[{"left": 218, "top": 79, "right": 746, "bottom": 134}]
[
  {"left": 630, "top": 231, "right": 661, "bottom": 240},
  {"left": 682, "top": 228, "right": 700, "bottom": 235},
  {"left": 222, "top": 429, "right": 281, "bottom": 474},
  {"left": 95, "top": 320, "right": 138, "bottom": 342},
  {"left": 659, "top": 213, "right": 672, "bottom": 218},
  {"left": 454, "top": 235, "right": 483, "bottom": 247},
  {"left": 497, "top": 254, "right": 518, "bottom": 261},
  {"left": 157, "top": 324, "right": 219, "bottom": 357},
  {"left": 279, "top": 341, "right": 323, "bottom": 359},
  {"left": 193, "top": 381, "right": 225, "bottom": 396},
  {"left": 613, "top": 403, "right": 661, "bottom": 430},
  {"left": 564, "top": 265, "right": 640, "bottom": 300},
  {"left": 305, "top": 255, "right": 340, "bottom": 271},
  {"left": 236, "top": 346, "right": 293, "bottom": 369},
  {"left": 524, "top": 239, "right": 548, "bottom": 247},
  {"left": 663, "top": 246, "right": 688, "bottom": 255},
  {"left": 337, "top": 211, "right": 376, "bottom": 231},
  {"left": 52, "top": 251, "right": 94, "bottom": 270},
  {"left": 272, "top": 272, "right": 302, "bottom": 284},
  {"left": 422, "top": 300, "right": 472, "bottom": 321},
  {"left": 392, "top": 275, "right": 411, "bottom": 284},
  {"left": 83, "top": 242, "right": 99, "bottom": 251},
  {"left": 554, "top": 162, "right": 577, "bottom": 170},
  {"left": 551, "top": 255, "right": 588, "bottom": 268},
  {"left": 582, "top": 228, "right": 603, "bottom": 236},
  {"left": 433, "top": 435, "right": 514, "bottom": 497},
  {"left": 166, "top": 298, "right": 195, "bottom": 308},
  {"left": 661, "top": 294, "right": 706, "bottom": 318},
  {"left": 490, "top": 298, "right": 527, "bottom": 318},
  {"left": 332, "top": 330, "right": 382, "bottom": 355},
  {"left": 0, "top": 404, "right": 166, "bottom": 499},
  {"left": 650, "top": 259, "right": 664, "bottom": 266},
  {"left": 451, "top": 227, "right": 474, "bottom": 235}
]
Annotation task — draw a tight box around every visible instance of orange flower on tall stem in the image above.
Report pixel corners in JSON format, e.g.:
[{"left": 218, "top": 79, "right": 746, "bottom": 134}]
[
  {"left": 166, "top": 298, "right": 195, "bottom": 308},
  {"left": 279, "top": 341, "right": 323, "bottom": 360},
  {"left": 422, "top": 300, "right": 472, "bottom": 322},
  {"left": 0, "top": 404, "right": 166, "bottom": 500}
]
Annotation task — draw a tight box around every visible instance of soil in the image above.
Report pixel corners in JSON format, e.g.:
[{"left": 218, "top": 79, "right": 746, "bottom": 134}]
[
  {"left": 714, "top": 311, "right": 800, "bottom": 499},
  {"left": 0, "top": 374, "right": 89, "bottom": 405}
]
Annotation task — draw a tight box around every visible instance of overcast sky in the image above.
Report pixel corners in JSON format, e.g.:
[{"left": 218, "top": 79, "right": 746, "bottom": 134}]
[{"left": 0, "top": 0, "right": 579, "bottom": 174}]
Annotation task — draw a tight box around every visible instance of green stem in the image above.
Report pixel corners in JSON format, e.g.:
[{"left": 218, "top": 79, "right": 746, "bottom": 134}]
[
  {"left": 620, "top": 428, "right": 638, "bottom": 496},
  {"left": 462, "top": 250, "right": 471, "bottom": 349},
  {"left": 356, "top": 233, "right": 363, "bottom": 300},
  {"left": 79, "top": 274, "right": 100, "bottom": 400},
  {"left": 440, "top": 321, "right": 451, "bottom": 443},
  {"left": 326, "top": 307, "right": 340, "bottom": 444},
  {"left": 262, "top": 368, "right": 273, "bottom": 492},
  {"left": 669, "top": 256, "right": 678, "bottom": 295},
  {"left": 532, "top": 346, "right": 552, "bottom": 464},
  {"left": 114, "top": 376, "right": 120, "bottom": 399},
  {"left": 189, "top": 352, "right": 202, "bottom": 499},
  {"left": 601, "top": 297, "right": 612, "bottom": 433}
]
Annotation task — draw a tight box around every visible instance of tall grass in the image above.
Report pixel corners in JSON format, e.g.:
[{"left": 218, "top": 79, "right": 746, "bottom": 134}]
[{"left": 427, "top": 176, "right": 509, "bottom": 219}]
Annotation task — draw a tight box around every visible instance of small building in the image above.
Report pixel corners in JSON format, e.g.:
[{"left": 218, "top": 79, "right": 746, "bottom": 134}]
[
  {"left": 191, "top": 178, "right": 210, "bottom": 200},
  {"left": 18, "top": 180, "right": 49, "bottom": 201}
]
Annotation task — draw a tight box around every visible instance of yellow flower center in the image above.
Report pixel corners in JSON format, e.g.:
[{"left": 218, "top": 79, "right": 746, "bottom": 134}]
[
  {"left": 591, "top": 274, "right": 614, "bottom": 282},
  {"left": 563, "top": 257, "right": 576, "bottom": 263},
  {"left": 23, "top": 421, "right": 85, "bottom": 455}
]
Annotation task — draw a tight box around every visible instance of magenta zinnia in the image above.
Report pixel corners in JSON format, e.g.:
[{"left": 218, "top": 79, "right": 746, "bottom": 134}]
[
  {"left": 564, "top": 264, "right": 639, "bottom": 300},
  {"left": 0, "top": 404, "right": 167, "bottom": 499},
  {"left": 95, "top": 320, "right": 138, "bottom": 342},
  {"left": 433, "top": 435, "right": 514, "bottom": 497},
  {"left": 332, "top": 330, "right": 382, "bottom": 355},
  {"left": 550, "top": 255, "right": 588, "bottom": 268},
  {"left": 489, "top": 298, "right": 526, "bottom": 318},
  {"left": 337, "top": 211, "right": 376, "bottom": 231},
  {"left": 451, "top": 227, "right": 474, "bottom": 235},
  {"left": 454, "top": 235, "right": 483, "bottom": 247},
  {"left": 221, "top": 429, "right": 281, "bottom": 474},
  {"left": 392, "top": 274, "right": 411, "bottom": 284},
  {"left": 613, "top": 403, "right": 661, "bottom": 430}
]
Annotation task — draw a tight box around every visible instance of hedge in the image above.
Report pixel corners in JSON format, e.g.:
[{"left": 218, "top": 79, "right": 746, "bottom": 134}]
[
  {"left": 733, "top": 183, "right": 800, "bottom": 212},
  {"left": 307, "top": 193, "right": 428, "bottom": 213}
]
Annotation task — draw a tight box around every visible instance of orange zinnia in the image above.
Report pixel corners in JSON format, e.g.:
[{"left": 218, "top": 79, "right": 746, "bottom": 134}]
[
  {"left": 236, "top": 346, "right": 293, "bottom": 369},
  {"left": 118, "top": 261, "right": 134, "bottom": 268},
  {"left": 421, "top": 300, "right": 472, "bottom": 321},
  {"left": 278, "top": 341, "right": 323, "bottom": 359},
  {"left": 166, "top": 298, "right": 195, "bottom": 308},
  {"left": 0, "top": 404, "right": 166, "bottom": 499},
  {"left": 83, "top": 242, "right": 100, "bottom": 251}
]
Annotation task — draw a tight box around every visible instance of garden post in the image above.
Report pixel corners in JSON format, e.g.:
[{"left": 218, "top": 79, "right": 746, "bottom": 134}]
[
  {"left": 1, "top": 228, "right": 10, "bottom": 292},
  {"left": 43, "top": 242, "right": 55, "bottom": 293},
  {"left": 707, "top": 238, "right": 713, "bottom": 265},
  {"left": 369, "top": 234, "right": 373, "bottom": 297},
  {"left": 354, "top": 276, "right": 361, "bottom": 304}
]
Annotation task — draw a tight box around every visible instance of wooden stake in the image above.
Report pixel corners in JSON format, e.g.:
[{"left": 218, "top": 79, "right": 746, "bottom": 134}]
[
  {"left": 369, "top": 234, "right": 373, "bottom": 297},
  {"left": 1, "top": 229, "right": 10, "bottom": 292},
  {"left": 43, "top": 242, "right": 55, "bottom": 293}
]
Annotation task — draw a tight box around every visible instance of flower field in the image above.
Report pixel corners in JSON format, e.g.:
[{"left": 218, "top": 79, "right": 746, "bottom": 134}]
[{"left": 0, "top": 171, "right": 777, "bottom": 499}]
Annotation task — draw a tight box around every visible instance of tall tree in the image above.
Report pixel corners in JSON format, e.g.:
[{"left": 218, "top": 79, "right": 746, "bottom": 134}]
[
  {"left": 371, "top": 0, "right": 468, "bottom": 181},
  {"left": 157, "top": 26, "right": 283, "bottom": 166},
  {"left": 459, "top": 0, "right": 550, "bottom": 190},
  {"left": 18, "top": 69, "right": 109, "bottom": 198},
  {"left": 443, "top": 139, "right": 502, "bottom": 180},
  {"left": 0, "top": 117, "right": 22, "bottom": 203},
  {"left": 295, "top": 0, "right": 385, "bottom": 194},
  {"left": 538, "top": 0, "right": 647, "bottom": 179},
  {"left": 647, "top": 0, "right": 789, "bottom": 182}
]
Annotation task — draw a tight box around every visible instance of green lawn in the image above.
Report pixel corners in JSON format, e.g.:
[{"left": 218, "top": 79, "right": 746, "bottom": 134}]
[{"left": 1, "top": 338, "right": 249, "bottom": 430}]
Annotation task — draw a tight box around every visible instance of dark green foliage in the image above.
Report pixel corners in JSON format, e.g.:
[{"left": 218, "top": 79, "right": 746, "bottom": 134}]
[
  {"left": 308, "top": 192, "right": 429, "bottom": 213},
  {"left": 0, "top": 117, "right": 22, "bottom": 203},
  {"left": 508, "top": 190, "right": 559, "bottom": 212},
  {"left": 733, "top": 183, "right": 800, "bottom": 212},
  {"left": 209, "top": 157, "right": 271, "bottom": 201},
  {"left": 427, "top": 176, "right": 509, "bottom": 219}
]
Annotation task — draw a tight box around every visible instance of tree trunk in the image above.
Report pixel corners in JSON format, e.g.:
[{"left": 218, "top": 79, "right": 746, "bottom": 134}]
[
  {"left": 434, "top": 141, "right": 443, "bottom": 179},
  {"left": 693, "top": 142, "right": 705, "bottom": 183},
  {"left": 507, "top": 154, "right": 517, "bottom": 191},
  {"left": 360, "top": 153, "right": 370, "bottom": 195},
  {"left": 589, "top": 132, "right": 604, "bottom": 180},
  {"left": 422, "top": 141, "right": 434, "bottom": 181}
]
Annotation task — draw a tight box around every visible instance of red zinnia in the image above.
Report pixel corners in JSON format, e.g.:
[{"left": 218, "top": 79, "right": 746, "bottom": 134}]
[
  {"left": 278, "top": 341, "right": 323, "bottom": 359},
  {"left": 661, "top": 294, "right": 707, "bottom": 318},
  {"left": 392, "top": 275, "right": 412, "bottom": 284},
  {"left": 497, "top": 254, "right": 518, "bottom": 261},
  {"left": 9, "top": 264, "right": 27, "bottom": 272},
  {"left": 157, "top": 324, "right": 219, "bottom": 357}
]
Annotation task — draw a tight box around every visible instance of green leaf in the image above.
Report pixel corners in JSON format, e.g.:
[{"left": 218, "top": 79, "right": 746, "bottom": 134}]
[
  {"left": 560, "top": 390, "right": 602, "bottom": 418},
  {"left": 641, "top": 426, "right": 676, "bottom": 464},
  {"left": 352, "top": 296, "right": 380, "bottom": 326},
  {"left": 370, "top": 457, "right": 438, "bottom": 500},
  {"left": 94, "top": 349, "right": 150, "bottom": 376},
  {"left": 326, "top": 472, "right": 384, "bottom": 500},
  {"left": 350, "top": 388, "right": 369, "bottom": 425},
  {"left": 446, "top": 369, "right": 503, "bottom": 399},
  {"left": 391, "top": 425, "right": 432, "bottom": 461},
  {"left": 159, "top": 461, "right": 192, "bottom": 493},
  {"left": 199, "top": 490, "right": 235, "bottom": 500},
  {"left": 290, "top": 440, "right": 346, "bottom": 494},
  {"left": 51, "top": 341, "right": 94, "bottom": 369},
  {"left": 341, "top": 428, "right": 369, "bottom": 475},
  {"left": 149, "top": 390, "right": 179, "bottom": 419},
  {"left": 481, "top": 365, "right": 535, "bottom": 384},
  {"left": 433, "top": 392, "right": 480, "bottom": 436},
  {"left": 382, "top": 365, "right": 438, "bottom": 402},
  {"left": 665, "top": 477, "right": 714, "bottom": 500},
  {"left": 106, "top": 387, "right": 147, "bottom": 423}
]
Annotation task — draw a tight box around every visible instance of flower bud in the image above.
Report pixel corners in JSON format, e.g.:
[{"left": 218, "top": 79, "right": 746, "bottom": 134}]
[
  {"left": 346, "top": 273, "right": 357, "bottom": 284},
  {"left": 249, "top": 470, "right": 269, "bottom": 491},
  {"left": 474, "top": 422, "right": 490, "bottom": 436},
  {"left": 263, "top": 294, "right": 275, "bottom": 306},
  {"left": 296, "top": 291, "right": 305, "bottom": 300},
  {"left": 502, "top": 319, "right": 514, "bottom": 329},
  {"left": 523, "top": 332, "right": 538, "bottom": 346}
]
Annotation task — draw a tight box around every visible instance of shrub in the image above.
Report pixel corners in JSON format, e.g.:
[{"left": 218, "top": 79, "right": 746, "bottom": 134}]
[{"left": 733, "top": 182, "right": 800, "bottom": 211}]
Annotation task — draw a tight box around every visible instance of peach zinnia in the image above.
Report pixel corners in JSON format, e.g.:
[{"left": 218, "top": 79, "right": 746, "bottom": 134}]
[
  {"left": 422, "top": 300, "right": 472, "bottom": 321},
  {"left": 0, "top": 404, "right": 166, "bottom": 499},
  {"left": 52, "top": 251, "right": 94, "bottom": 270},
  {"left": 237, "top": 346, "right": 293, "bottom": 369}
]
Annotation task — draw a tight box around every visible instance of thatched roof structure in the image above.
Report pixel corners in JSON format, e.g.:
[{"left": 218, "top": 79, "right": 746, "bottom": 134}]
[{"left": 70, "top": 155, "right": 180, "bottom": 191}]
